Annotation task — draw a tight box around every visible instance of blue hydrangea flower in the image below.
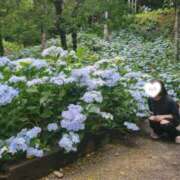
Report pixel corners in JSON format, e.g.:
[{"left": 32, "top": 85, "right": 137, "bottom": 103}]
[
  {"left": 8, "top": 137, "right": 28, "bottom": 154},
  {"left": 9, "top": 75, "right": 26, "bottom": 83},
  {"left": 124, "top": 122, "right": 140, "bottom": 131},
  {"left": 42, "top": 46, "right": 68, "bottom": 57},
  {"left": 60, "top": 104, "right": 86, "bottom": 132},
  {"left": 26, "top": 147, "right": 43, "bottom": 158},
  {"left": 26, "top": 127, "right": 42, "bottom": 139},
  {"left": 58, "top": 132, "right": 80, "bottom": 152},
  {"left": 81, "top": 91, "right": 103, "bottom": 103},
  {"left": 0, "top": 57, "right": 11, "bottom": 67},
  {"left": 0, "top": 84, "right": 19, "bottom": 106},
  {"left": 47, "top": 123, "right": 58, "bottom": 132}
]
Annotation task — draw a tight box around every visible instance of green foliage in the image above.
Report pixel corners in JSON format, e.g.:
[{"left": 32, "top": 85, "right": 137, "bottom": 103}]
[
  {"left": 1, "top": 0, "right": 175, "bottom": 50},
  {"left": 127, "top": 8, "right": 175, "bottom": 39},
  {"left": 1, "top": 0, "right": 55, "bottom": 46},
  {"left": 4, "top": 41, "right": 24, "bottom": 54},
  {"left": 0, "top": 0, "right": 129, "bottom": 48},
  {"left": 102, "top": 85, "right": 137, "bottom": 130}
]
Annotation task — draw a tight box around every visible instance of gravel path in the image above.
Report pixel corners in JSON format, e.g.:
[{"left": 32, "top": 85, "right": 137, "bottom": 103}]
[{"left": 42, "top": 134, "right": 180, "bottom": 180}]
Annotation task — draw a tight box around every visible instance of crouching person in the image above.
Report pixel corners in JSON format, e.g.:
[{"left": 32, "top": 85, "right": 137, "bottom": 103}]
[{"left": 144, "top": 80, "right": 180, "bottom": 143}]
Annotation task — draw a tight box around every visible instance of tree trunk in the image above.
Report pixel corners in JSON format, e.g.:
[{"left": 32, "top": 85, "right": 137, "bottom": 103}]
[
  {"left": 53, "top": 0, "right": 68, "bottom": 50},
  {"left": 60, "top": 29, "right": 67, "bottom": 50},
  {"left": 175, "top": 1, "right": 180, "bottom": 61},
  {"left": 104, "top": 23, "right": 109, "bottom": 41},
  {"left": 104, "top": 10, "right": 111, "bottom": 41},
  {"left": 128, "top": 0, "right": 138, "bottom": 13},
  {"left": 132, "top": 0, "right": 135, "bottom": 13},
  {"left": 41, "top": 25, "right": 46, "bottom": 50},
  {"left": 0, "top": 30, "right": 4, "bottom": 56},
  {"left": 128, "top": 0, "right": 131, "bottom": 6},
  {"left": 132, "top": 0, "right": 135, "bottom": 12},
  {"left": 72, "top": 31, "right": 77, "bottom": 51},
  {"left": 128, "top": 0, "right": 131, "bottom": 12},
  {"left": 70, "top": 0, "right": 83, "bottom": 51},
  {"left": 135, "top": 0, "right": 138, "bottom": 13}
]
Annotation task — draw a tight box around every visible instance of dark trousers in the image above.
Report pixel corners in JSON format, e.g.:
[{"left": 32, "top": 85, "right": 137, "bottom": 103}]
[{"left": 149, "top": 120, "right": 179, "bottom": 140}]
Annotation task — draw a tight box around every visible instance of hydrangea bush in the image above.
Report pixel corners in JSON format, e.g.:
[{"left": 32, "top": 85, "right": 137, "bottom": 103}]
[
  {"left": 0, "top": 30, "right": 179, "bottom": 165},
  {"left": 0, "top": 45, "right": 138, "bottom": 164}
]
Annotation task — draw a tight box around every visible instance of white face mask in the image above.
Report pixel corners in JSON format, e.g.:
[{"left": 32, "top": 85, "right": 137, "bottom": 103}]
[{"left": 144, "top": 82, "right": 162, "bottom": 98}]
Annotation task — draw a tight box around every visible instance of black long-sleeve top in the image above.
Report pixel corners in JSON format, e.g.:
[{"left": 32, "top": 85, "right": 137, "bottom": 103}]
[{"left": 148, "top": 95, "right": 180, "bottom": 126}]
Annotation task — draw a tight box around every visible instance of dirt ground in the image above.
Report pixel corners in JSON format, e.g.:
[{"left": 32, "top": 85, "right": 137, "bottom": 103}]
[
  {"left": 41, "top": 120, "right": 180, "bottom": 180},
  {"left": 42, "top": 133, "right": 180, "bottom": 180}
]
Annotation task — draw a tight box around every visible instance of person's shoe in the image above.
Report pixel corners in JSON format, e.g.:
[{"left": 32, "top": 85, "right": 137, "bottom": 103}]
[
  {"left": 175, "top": 136, "right": 180, "bottom": 144},
  {"left": 150, "top": 130, "right": 160, "bottom": 140}
]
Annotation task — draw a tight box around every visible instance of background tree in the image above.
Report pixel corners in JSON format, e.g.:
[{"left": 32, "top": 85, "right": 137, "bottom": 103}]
[
  {"left": 53, "top": 0, "right": 68, "bottom": 50},
  {"left": 3, "top": 0, "right": 36, "bottom": 46},
  {"left": 32, "top": 0, "right": 55, "bottom": 50},
  {"left": 0, "top": 0, "right": 15, "bottom": 55},
  {"left": 70, "top": 0, "right": 84, "bottom": 51}
]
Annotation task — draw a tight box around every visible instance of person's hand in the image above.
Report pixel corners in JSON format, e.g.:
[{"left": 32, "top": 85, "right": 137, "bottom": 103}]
[
  {"left": 156, "top": 115, "right": 164, "bottom": 121},
  {"left": 160, "top": 115, "right": 173, "bottom": 119},
  {"left": 149, "top": 115, "right": 161, "bottom": 122},
  {"left": 149, "top": 116, "right": 156, "bottom": 121},
  {"left": 160, "top": 119, "right": 170, "bottom": 125},
  {"left": 156, "top": 114, "right": 173, "bottom": 120},
  {"left": 149, "top": 115, "right": 173, "bottom": 122}
]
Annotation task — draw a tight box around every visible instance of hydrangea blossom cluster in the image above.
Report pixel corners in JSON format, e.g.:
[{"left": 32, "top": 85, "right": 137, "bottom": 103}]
[
  {"left": 61, "top": 104, "right": 87, "bottom": 132},
  {"left": 0, "top": 84, "right": 19, "bottom": 106},
  {"left": 58, "top": 132, "right": 80, "bottom": 152},
  {"left": 30, "top": 59, "right": 48, "bottom": 70},
  {"left": 71, "top": 66, "right": 95, "bottom": 83},
  {"left": 26, "top": 147, "right": 43, "bottom": 158},
  {"left": 47, "top": 123, "right": 58, "bottom": 132},
  {"left": 71, "top": 66, "right": 121, "bottom": 90},
  {"left": 26, "top": 77, "right": 48, "bottom": 87},
  {"left": 95, "top": 68, "right": 121, "bottom": 87},
  {"left": 129, "top": 89, "right": 148, "bottom": 116},
  {"left": 124, "top": 121, "right": 140, "bottom": 131},
  {"left": 0, "top": 127, "right": 42, "bottom": 158},
  {"left": 8, "top": 137, "right": 28, "bottom": 154},
  {"left": 85, "top": 78, "right": 105, "bottom": 90},
  {"left": 71, "top": 66, "right": 105, "bottom": 90},
  {"left": 26, "top": 127, "right": 42, "bottom": 139},
  {"left": 99, "top": 112, "right": 114, "bottom": 120},
  {"left": 0, "top": 57, "right": 11, "bottom": 67},
  {"left": 42, "top": 46, "right": 68, "bottom": 57},
  {"left": 123, "top": 70, "right": 151, "bottom": 117},
  {"left": 50, "top": 72, "right": 73, "bottom": 85},
  {"left": 9, "top": 75, "right": 27, "bottom": 83},
  {"left": 13, "top": 58, "right": 48, "bottom": 70},
  {"left": 81, "top": 91, "right": 103, "bottom": 103}
]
